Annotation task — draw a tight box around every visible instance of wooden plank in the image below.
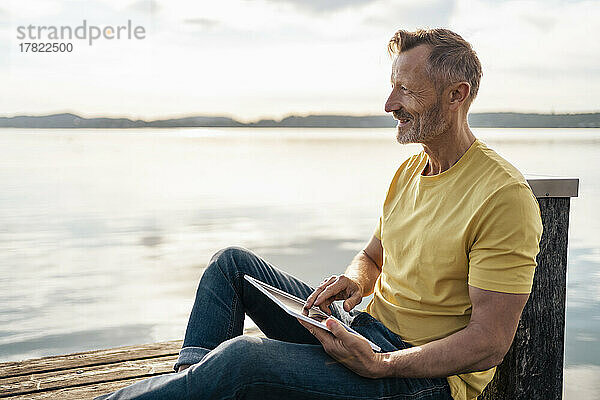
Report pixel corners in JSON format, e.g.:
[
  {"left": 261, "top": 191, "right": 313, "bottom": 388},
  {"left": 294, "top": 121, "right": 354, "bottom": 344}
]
[
  {"left": 0, "top": 341, "right": 182, "bottom": 379},
  {"left": 0, "top": 355, "right": 177, "bottom": 398},
  {"left": 0, "top": 327, "right": 264, "bottom": 399},
  {"left": 0, "top": 327, "right": 262, "bottom": 380},
  {"left": 480, "top": 197, "right": 571, "bottom": 399},
  {"left": 5, "top": 377, "right": 146, "bottom": 400}
]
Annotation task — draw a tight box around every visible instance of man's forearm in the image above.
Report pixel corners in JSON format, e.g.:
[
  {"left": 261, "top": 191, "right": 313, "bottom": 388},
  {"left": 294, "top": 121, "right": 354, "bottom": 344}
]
[
  {"left": 375, "top": 322, "right": 505, "bottom": 378},
  {"left": 344, "top": 250, "right": 381, "bottom": 297}
]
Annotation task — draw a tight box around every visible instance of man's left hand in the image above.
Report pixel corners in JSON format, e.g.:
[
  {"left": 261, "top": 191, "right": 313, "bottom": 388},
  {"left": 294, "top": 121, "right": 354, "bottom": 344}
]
[{"left": 297, "top": 317, "right": 384, "bottom": 379}]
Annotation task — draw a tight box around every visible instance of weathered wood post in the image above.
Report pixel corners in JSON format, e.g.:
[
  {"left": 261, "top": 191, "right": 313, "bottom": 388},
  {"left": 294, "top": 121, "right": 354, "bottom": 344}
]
[{"left": 480, "top": 176, "right": 579, "bottom": 400}]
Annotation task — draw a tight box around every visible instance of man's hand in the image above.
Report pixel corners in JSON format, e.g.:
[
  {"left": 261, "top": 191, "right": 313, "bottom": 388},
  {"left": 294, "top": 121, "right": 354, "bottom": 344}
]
[
  {"left": 303, "top": 275, "right": 364, "bottom": 315},
  {"left": 297, "top": 317, "right": 383, "bottom": 378}
]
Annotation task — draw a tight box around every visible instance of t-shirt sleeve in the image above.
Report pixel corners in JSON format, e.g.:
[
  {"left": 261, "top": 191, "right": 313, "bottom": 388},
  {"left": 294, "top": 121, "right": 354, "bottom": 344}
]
[
  {"left": 374, "top": 216, "right": 382, "bottom": 240},
  {"left": 468, "top": 182, "right": 543, "bottom": 294}
]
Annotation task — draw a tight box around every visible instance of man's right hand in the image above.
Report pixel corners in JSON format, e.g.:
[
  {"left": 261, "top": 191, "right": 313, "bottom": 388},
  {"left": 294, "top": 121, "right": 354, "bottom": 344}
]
[{"left": 303, "top": 275, "right": 364, "bottom": 315}]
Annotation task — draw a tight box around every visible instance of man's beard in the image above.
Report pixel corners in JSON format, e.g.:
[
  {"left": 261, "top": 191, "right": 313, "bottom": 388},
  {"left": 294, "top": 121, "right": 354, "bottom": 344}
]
[{"left": 395, "top": 100, "right": 449, "bottom": 144}]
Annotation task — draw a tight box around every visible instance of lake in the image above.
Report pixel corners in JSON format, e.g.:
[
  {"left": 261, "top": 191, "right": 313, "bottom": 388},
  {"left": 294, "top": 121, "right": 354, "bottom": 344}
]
[{"left": 0, "top": 127, "right": 598, "bottom": 397}]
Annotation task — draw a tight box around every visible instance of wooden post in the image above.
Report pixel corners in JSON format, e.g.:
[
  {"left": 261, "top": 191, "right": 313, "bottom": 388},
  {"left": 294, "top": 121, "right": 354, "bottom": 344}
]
[{"left": 480, "top": 176, "right": 579, "bottom": 400}]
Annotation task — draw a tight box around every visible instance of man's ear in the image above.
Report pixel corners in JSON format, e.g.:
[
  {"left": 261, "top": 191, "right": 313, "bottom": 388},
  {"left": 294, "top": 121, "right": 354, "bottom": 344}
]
[{"left": 447, "top": 82, "right": 471, "bottom": 111}]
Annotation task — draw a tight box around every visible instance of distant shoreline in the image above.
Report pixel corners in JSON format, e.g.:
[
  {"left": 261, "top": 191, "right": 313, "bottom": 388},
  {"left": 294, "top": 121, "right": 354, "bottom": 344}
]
[{"left": 0, "top": 112, "right": 598, "bottom": 129}]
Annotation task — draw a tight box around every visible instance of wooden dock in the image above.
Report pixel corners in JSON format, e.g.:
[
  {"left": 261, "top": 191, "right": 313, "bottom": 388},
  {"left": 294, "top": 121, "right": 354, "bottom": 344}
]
[{"left": 0, "top": 329, "right": 261, "bottom": 399}]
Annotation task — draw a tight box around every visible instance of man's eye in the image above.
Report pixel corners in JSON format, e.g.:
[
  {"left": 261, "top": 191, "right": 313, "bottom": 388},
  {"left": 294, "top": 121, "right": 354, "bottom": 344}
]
[{"left": 391, "top": 83, "right": 409, "bottom": 92}]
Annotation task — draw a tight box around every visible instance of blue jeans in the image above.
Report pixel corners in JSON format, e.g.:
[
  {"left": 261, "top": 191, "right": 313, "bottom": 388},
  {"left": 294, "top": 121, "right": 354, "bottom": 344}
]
[{"left": 95, "top": 246, "right": 452, "bottom": 400}]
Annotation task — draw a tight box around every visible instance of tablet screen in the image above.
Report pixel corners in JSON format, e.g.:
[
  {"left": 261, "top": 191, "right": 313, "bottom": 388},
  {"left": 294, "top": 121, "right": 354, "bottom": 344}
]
[
  {"left": 248, "top": 276, "right": 329, "bottom": 321},
  {"left": 244, "top": 275, "right": 382, "bottom": 352}
]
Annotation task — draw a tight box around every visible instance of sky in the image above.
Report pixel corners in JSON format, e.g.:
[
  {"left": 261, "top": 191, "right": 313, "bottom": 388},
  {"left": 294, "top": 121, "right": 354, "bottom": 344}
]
[{"left": 0, "top": 0, "right": 599, "bottom": 121}]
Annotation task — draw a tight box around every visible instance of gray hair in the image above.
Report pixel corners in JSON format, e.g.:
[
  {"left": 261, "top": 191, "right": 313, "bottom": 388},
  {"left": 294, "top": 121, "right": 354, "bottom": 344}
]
[{"left": 388, "top": 28, "right": 483, "bottom": 105}]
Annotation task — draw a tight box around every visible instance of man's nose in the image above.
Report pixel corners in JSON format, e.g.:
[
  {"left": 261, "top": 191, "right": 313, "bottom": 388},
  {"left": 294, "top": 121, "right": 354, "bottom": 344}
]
[{"left": 384, "top": 92, "right": 400, "bottom": 113}]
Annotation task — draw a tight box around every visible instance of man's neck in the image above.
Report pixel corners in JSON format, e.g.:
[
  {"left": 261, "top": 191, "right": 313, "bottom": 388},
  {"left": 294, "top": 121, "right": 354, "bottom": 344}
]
[{"left": 421, "top": 122, "right": 476, "bottom": 176}]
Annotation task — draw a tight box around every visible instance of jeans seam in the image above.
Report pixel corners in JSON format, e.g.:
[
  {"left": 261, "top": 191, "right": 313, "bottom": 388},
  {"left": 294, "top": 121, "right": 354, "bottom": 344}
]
[
  {"left": 230, "top": 269, "right": 247, "bottom": 336},
  {"left": 225, "top": 380, "right": 450, "bottom": 400},
  {"left": 228, "top": 287, "right": 238, "bottom": 338},
  {"left": 213, "top": 254, "right": 242, "bottom": 339}
]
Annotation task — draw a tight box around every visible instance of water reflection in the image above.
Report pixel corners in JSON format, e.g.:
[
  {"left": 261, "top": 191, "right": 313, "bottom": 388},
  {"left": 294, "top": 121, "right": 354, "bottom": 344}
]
[{"left": 0, "top": 129, "right": 598, "bottom": 394}]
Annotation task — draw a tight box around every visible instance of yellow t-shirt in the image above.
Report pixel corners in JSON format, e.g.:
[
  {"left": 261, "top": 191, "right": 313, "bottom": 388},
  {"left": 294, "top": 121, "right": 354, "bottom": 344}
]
[{"left": 364, "top": 138, "right": 543, "bottom": 400}]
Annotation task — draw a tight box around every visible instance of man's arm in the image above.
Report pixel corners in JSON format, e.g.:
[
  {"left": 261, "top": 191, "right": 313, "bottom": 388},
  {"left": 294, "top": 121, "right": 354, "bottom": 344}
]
[
  {"left": 303, "top": 234, "right": 382, "bottom": 314},
  {"left": 299, "top": 285, "right": 529, "bottom": 379},
  {"left": 374, "top": 286, "right": 528, "bottom": 377},
  {"left": 345, "top": 234, "right": 383, "bottom": 297}
]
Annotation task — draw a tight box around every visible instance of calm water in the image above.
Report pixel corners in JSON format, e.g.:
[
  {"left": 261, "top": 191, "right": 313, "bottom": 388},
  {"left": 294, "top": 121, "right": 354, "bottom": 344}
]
[{"left": 1, "top": 128, "right": 599, "bottom": 396}]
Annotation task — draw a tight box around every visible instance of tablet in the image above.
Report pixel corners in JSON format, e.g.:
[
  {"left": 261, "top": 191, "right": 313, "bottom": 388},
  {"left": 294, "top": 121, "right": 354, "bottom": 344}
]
[{"left": 244, "top": 275, "right": 381, "bottom": 352}]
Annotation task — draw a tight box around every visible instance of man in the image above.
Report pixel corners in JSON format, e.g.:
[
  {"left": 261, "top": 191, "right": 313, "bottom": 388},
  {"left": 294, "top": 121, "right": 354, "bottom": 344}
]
[{"left": 96, "top": 28, "right": 543, "bottom": 400}]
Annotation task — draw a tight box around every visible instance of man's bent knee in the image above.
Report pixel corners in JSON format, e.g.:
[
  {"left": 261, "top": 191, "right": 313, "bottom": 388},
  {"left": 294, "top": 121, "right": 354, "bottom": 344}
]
[
  {"left": 205, "top": 246, "right": 257, "bottom": 280},
  {"left": 210, "top": 246, "right": 254, "bottom": 264}
]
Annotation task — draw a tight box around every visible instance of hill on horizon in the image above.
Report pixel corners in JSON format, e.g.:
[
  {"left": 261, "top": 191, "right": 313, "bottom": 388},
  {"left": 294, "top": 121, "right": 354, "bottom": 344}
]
[{"left": 0, "top": 112, "right": 598, "bottom": 129}]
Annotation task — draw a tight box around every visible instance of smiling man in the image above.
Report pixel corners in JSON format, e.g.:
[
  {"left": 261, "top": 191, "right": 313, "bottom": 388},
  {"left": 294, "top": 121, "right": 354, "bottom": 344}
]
[
  {"left": 299, "top": 29, "right": 543, "bottom": 399},
  {"left": 96, "top": 28, "right": 543, "bottom": 400}
]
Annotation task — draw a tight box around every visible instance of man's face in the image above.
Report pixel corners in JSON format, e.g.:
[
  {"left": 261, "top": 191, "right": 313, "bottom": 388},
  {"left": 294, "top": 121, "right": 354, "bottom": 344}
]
[{"left": 384, "top": 45, "right": 449, "bottom": 144}]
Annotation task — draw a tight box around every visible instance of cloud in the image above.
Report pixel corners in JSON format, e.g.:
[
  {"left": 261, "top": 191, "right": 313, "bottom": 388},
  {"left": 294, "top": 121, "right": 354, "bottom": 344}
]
[
  {"left": 1, "top": 0, "right": 599, "bottom": 118},
  {"left": 127, "top": 0, "right": 160, "bottom": 14},
  {"left": 520, "top": 13, "right": 557, "bottom": 32},
  {"left": 263, "top": 0, "right": 376, "bottom": 13},
  {"left": 450, "top": 0, "right": 600, "bottom": 71},
  {"left": 0, "top": 7, "right": 8, "bottom": 27},
  {"left": 183, "top": 18, "right": 221, "bottom": 30},
  {"left": 450, "top": 0, "right": 600, "bottom": 113},
  {"left": 362, "top": 0, "right": 456, "bottom": 29}
]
